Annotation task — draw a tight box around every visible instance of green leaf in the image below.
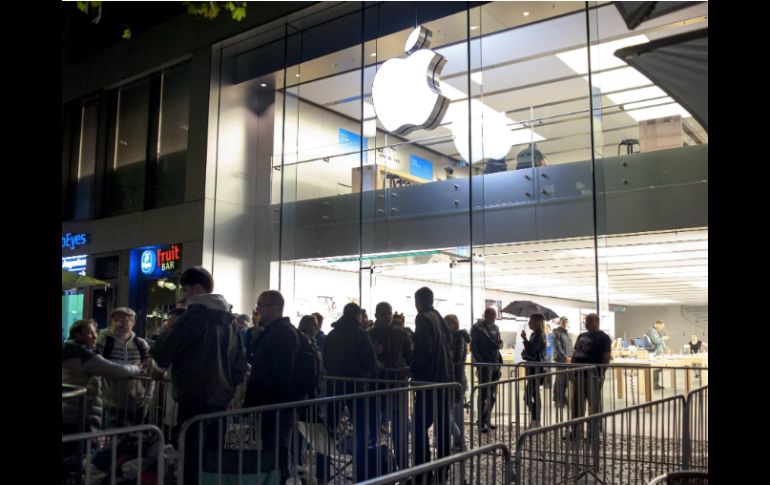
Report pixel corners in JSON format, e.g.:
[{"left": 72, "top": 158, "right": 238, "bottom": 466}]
[
  {"left": 122, "top": 27, "right": 132, "bottom": 40},
  {"left": 76, "top": 1, "right": 89, "bottom": 13},
  {"left": 232, "top": 6, "right": 246, "bottom": 21},
  {"left": 224, "top": 1, "right": 236, "bottom": 12},
  {"left": 89, "top": 1, "right": 102, "bottom": 7}
]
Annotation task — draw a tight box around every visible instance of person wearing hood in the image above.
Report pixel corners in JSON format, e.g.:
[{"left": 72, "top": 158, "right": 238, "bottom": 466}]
[
  {"left": 323, "top": 302, "right": 381, "bottom": 481},
  {"left": 470, "top": 307, "right": 503, "bottom": 433},
  {"left": 95, "top": 306, "right": 154, "bottom": 427},
  {"left": 150, "top": 266, "right": 247, "bottom": 483},
  {"left": 243, "top": 290, "right": 301, "bottom": 483}
]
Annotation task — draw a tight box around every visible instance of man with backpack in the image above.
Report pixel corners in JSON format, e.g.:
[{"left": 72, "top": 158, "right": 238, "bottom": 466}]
[
  {"left": 150, "top": 266, "right": 247, "bottom": 483},
  {"left": 243, "top": 290, "right": 308, "bottom": 483},
  {"left": 96, "top": 307, "right": 154, "bottom": 427}
]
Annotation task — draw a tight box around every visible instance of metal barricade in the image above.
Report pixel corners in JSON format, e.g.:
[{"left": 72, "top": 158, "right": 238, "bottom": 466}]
[
  {"left": 356, "top": 442, "right": 513, "bottom": 485},
  {"left": 684, "top": 386, "right": 708, "bottom": 472},
  {"left": 101, "top": 375, "right": 156, "bottom": 430},
  {"left": 469, "top": 366, "right": 598, "bottom": 453},
  {"left": 63, "top": 384, "right": 89, "bottom": 434},
  {"left": 177, "top": 381, "right": 462, "bottom": 485},
  {"left": 61, "top": 424, "right": 166, "bottom": 485},
  {"left": 514, "top": 394, "right": 687, "bottom": 485},
  {"left": 648, "top": 470, "right": 708, "bottom": 484}
]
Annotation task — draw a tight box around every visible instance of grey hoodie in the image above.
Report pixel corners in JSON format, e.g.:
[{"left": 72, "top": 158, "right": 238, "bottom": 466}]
[{"left": 151, "top": 293, "right": 246, "bottom": 409}]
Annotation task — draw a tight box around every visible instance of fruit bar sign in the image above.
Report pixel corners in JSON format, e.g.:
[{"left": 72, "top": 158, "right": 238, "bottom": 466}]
[{"left": 136, "top": 243, "right": 183, "bottom": 278}]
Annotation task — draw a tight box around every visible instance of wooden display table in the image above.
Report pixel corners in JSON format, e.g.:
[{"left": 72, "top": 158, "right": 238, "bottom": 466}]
[{"left": 611, "top": 355, "right": 708, "bottom": 405}]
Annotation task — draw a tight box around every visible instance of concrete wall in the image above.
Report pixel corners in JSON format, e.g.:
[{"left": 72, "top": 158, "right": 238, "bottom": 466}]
[{"left": 614, "top": 305, "right": 708, "bottom": 353}]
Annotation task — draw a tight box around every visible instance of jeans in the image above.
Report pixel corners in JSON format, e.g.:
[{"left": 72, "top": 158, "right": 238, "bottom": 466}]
[
  {"left": 451, "top": 398, "right": 465, "bottom": 449},
  {"left": 477, "top": 366, "right": 500, "bottom": 426},
  {"left": 414, "top": 388, "right": 451, "bottom": 483}
]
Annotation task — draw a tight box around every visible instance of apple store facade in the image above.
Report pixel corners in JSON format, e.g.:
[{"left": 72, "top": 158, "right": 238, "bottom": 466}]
[{"left": 205, "top": 1, "right": 708, "bottom": 345}]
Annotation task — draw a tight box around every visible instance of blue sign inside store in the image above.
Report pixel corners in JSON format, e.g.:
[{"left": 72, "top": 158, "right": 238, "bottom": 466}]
[
  {"left": 409, "top": 154, "right": 433, "bottom": 180},
  {"left": 339, "top": 128, "right": 368, "bottom": 162}
]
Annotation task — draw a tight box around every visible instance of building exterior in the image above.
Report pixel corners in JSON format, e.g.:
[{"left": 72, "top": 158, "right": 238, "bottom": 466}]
[{"left": 62, "top": 2, "right": 708, "bottom": 347}]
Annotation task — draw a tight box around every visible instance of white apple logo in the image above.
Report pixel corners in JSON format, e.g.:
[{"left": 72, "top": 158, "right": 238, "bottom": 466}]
[{"left": 372, "top": 26, "right": 450, "bottom": 136}]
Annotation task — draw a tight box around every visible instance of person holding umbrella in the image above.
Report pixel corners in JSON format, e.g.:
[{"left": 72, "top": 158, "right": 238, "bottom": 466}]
[{"left": 520, "top": 313, "right": 547, "bottom": 428}]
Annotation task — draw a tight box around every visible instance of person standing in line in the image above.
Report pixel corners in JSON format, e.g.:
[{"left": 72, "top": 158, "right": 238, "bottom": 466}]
[
  {"left": 520, "top": 313, "right": 547, "bottom": 428},
  {"left": 95, "top": 307, "right": 154, "bottom": 427},
  {"left": 445, "top": 314, "right": 470, "bottom": 451},
  {"left": 689, "top": 334, "right": 705, "bottom": 378},
  {"left": 571, "top": 313, "right": 612, "bottom": 423},
  {"left": 150, "top": 267, "right": 247, "bottom": 483},
  {"left": 470, "top": 307, "right": 503, "bottom": 433},
  {"left": 647, "top": 320, "right": 669, "bottom": 389},
  {"left": 552, "top": 316, "right": 574, "bottom": 409},
  {"left": 323, "top": 303, "right": 380, "bottom": 482},
  {"left": 311, "top": 312, "right": 327, "bottom": 354},
  {"left": 410, "top": 287, "right": 454, "bottom": 483},
  {"left": 242, "top": 290, "right": 302, "bottom": 483}
]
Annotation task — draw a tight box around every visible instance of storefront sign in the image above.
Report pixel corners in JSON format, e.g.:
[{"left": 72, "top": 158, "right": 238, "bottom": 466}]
[
  {"left": 62, "top": 255, "right": 87, "bottom": 275},
  {"left": 133, "top": 244, "right": 183, "bottom": 278},
  {"left": 62, "top": 233, "right": 89, "bottom": 250}
]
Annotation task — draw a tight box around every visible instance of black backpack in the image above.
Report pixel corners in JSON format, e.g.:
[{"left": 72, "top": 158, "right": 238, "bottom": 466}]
[{"left": 293, "top": 328, "right": 322, "bottom": 396}]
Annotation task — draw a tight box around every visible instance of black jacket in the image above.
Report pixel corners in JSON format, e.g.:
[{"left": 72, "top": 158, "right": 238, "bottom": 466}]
[
  {"left": 451, "top": 329, "right": 471, "bottom": 387},
  {"left": 411, "top": 307, "right": 453, "bottom": 383},
  {"left": 323, "top": 315, "right": 378, "bottom": 379},
  {"left": 151, "top": 294, "right": 247, "bottom": 409},
  {"left": 368, "top": 323, "right": 413, "bottom": 372},
  {"left": 243, "top": 316, "right": 301, "bottom": 407},
  {"left": 470, "top": 322, "right": 503, "bottom": 364}
]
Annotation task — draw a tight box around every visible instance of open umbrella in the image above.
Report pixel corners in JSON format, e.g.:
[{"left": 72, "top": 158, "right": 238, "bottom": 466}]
[
  {"left": 501, "top": 300, "right": 558, "bottom": 320},
  {"left": 62, "top": 269, "right": 110, "bottom": 290}
]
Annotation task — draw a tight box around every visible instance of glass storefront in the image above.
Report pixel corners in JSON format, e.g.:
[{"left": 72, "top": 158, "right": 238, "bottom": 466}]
[{"left": 207, "top": 2, "right": 708, "bottom": 345}]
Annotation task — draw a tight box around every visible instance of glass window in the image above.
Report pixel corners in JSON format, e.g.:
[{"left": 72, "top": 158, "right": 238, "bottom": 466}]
[
  {"left": 153, "top": 63, "right": 190, "bottom": 208},
  {"left": 105, "top": 79, "right": 150, "bottom": 216}
]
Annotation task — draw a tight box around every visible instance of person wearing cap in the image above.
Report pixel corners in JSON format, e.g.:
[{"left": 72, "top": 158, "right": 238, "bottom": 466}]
[{"left": 95, "top": 306, "right": 154, "bottom": 427}]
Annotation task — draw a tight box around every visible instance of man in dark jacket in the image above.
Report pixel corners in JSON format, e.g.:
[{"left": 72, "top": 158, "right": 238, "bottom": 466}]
[
  {"left": 150, "top": 266, "right": 247, "bottom": 483},
  {"left": 323, "top": 303, "right": 381, "bottom": 481},
  {"left": 470, "top": 307, "right": 503, "bottom": 432},
  {"left": 368, "top": 301, "right": 413, "bottom": 379},
  {"left": 412, "top": 287, "right": 454, "bottom": 480},
  {"left": 552, "top": 316, "right": 574, "bottom": 408},
  {"left": 243, "top": 290, "right": 300, "bottom": 483}
]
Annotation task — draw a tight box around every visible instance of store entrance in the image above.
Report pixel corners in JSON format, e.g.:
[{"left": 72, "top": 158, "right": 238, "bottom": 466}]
[{"left": 136, "top": 278, "right": 180, "bottom": 339}]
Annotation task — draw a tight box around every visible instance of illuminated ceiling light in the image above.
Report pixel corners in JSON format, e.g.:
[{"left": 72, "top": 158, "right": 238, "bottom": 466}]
[
  {"left": 470, "top": 72, "right": 483, "bottom": 85},
  {"left": 522, "top": 11, "right": 530, "bottom": 17},
  {"left": 295, "top": 73, "right": 301, "bottom": 78},
  {"left": 370, "top": 52, "right": 377, "bottom": 57},
  {"left": 260, "top": 83, "right": 267, "bottom": 87},
  {"left": 469, "top": 25, "right": 479, "bottom": 31}
]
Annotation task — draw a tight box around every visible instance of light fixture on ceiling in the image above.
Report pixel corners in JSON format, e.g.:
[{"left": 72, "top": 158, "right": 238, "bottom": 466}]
[
  {"left": 260, "top": 83, "right": 267, "bottom": 87},
  {"left": 522, "top": 11, "right": 530, "bottom": 17},
  {"left": 470, "top": 25, "right": 479, "bottom": 31},
  {"left": 295, "top": 73, "right": 301, "bottom": 78},
  {"left": 370, "top": 52, "right": 377, "bottom": 57}
]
